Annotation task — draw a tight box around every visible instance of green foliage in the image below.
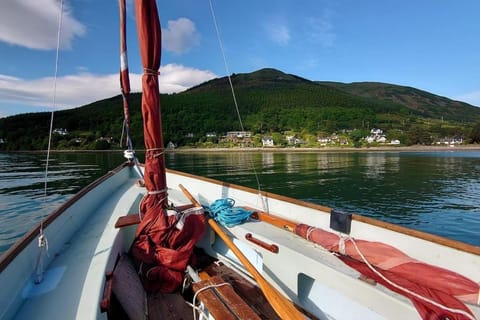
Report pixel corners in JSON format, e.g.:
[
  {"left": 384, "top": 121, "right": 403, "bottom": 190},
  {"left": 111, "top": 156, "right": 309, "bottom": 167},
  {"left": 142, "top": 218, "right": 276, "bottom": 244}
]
[
  {"left": 1, "top": 68, "right": 479, "bottom": 151},
  {"left": 350, "top": 129, "right": 368, "bottom": 148},
  {"left": 405, "top": 125, "right": 432, "bottom": 145},
  {"left": 468, "top": 122, "right": 480, "bottom": 143},
  {"left": 271, "top": 132, "right": 285, "bottom": 146}
]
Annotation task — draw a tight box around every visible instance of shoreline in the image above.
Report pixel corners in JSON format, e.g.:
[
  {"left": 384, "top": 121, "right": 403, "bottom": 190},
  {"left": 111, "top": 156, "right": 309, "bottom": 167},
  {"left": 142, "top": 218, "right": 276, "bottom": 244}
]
[
  {"left": 4, "top": 144, "right": 480, "bottom": 154},
  {"left": 167, "top": 145, "right": 480, "bottom": 153}
]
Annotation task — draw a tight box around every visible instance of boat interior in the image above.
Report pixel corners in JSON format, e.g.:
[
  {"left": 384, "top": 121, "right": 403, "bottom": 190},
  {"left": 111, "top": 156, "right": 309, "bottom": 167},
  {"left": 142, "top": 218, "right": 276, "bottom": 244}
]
[
  {"left": 2, "top": 1, "right": 480, "bottom": 319},
  {"left": 1, "top": 163, "right": 479, "bottom": 320}
]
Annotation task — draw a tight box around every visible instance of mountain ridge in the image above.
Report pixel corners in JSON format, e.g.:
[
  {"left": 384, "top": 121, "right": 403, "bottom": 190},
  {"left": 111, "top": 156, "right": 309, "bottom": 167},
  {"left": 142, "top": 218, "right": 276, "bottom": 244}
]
[
  {"left": 1, "top": 68, "right": 479, "bottom": 150},
  {"left": 316, "top": 80, "right": 479, "bottom": 120}
]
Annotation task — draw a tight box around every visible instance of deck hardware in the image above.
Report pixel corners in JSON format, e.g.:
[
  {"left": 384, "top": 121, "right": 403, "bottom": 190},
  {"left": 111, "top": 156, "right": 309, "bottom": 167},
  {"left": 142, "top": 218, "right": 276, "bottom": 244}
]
[
  {"left": 245, "top": 233, "right": 279, "bottom": 253},
  {"left": 330, "top": 210, "right": 352, "bottom": 234}
]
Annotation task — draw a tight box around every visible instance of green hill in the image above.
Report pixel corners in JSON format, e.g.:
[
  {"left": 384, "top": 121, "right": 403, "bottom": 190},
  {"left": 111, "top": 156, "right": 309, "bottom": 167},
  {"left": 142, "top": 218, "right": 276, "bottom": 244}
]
[
  {"left": 317, "top": 81, "right": 480, "bottom": 122},
  {"left": 1, "top": 68, "right": 479, "bottom": 150}
]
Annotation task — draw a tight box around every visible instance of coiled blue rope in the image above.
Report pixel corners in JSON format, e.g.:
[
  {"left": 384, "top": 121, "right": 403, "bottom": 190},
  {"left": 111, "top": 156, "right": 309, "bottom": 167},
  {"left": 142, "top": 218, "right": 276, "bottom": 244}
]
[{"left": 208, "top": 198, "right": 253, "bottom": 227}]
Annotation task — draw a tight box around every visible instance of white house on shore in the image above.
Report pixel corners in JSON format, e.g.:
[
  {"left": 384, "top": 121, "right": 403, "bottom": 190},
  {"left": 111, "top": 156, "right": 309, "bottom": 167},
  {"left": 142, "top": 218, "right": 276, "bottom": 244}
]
[
  {"left": 435, "top": 137, "right": 464, "bottom": 145},
  {"left": 53, "top": 128, "right": 68, "bottom": 136},
  {"left": 286, "top": 135, "right": 306, "bottom": 146},
  {"left": 225, "top": 131, "right": 252, "bottom": 138},
  {"left": 262, "top": 136, "right": 274, "bottom": 147},
  {"left": 365, "top": 128, "right": 387, "bottom": 143}
]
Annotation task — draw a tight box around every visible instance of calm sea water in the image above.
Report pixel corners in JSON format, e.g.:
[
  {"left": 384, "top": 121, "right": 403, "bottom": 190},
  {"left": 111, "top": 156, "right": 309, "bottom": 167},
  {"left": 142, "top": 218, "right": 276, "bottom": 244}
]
[{"left": 1, "top": 150, "right": 479, "bottom": 255}]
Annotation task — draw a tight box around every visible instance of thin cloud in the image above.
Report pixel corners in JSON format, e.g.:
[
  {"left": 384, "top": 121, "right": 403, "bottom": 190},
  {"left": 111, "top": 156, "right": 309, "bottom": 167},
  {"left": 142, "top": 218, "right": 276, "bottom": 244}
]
[
  {"left": 0, "top": 65, "right": 217, "bottom": 113},
  {"left": 162, "top": 18, "right": 201, "bottom": 54},
  {"left": 305, "top": 13, "right": 335, "bottom": 47},
  {"left": 265, "top": 23, "right": 291, "bottom": 46},
  {"left": 0, "top": 0, "right": 86, "bottom": 50}
]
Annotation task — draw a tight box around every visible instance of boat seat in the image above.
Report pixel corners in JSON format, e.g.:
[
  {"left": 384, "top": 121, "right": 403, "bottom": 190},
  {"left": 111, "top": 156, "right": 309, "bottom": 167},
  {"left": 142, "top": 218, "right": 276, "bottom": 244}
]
[
  {"left": 107, "top": 254, "right": 193, "bottom": 319},
  {"left": 114, "top": 214, "right": 140, "bottom": 228},
  {"left": 114, "top": 204, "right": 195, "bottom": 228},
  {"left": 192, "top": 275, "right": 261, "bottom": 320}
]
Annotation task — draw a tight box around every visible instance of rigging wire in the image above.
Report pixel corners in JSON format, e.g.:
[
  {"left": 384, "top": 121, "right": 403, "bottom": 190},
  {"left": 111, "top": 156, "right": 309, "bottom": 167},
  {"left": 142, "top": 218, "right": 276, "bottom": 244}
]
[
  {"left": 208, "top": 0, "right": 266, "bottom": 210},
  {"left": 43, "top": 0, "right": 64, "bottom": 203},
  {"left": 208, "top": 0, "right": 244, "bottom": 131},
  {"left": 36, "top": 0, "right": 64, "bottom": 284}
]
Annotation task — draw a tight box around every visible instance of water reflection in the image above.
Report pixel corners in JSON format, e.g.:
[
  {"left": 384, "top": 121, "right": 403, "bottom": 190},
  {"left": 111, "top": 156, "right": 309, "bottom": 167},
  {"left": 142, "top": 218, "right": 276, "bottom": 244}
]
[
  {"left": 167, "top": 151, "right": 480, "bottom": 245},
  {"left": 1, "top": 150, "right": 479, "bottom": 254},
  {"left": 0, "top": 152, "right": 125, "bottom": 254}
]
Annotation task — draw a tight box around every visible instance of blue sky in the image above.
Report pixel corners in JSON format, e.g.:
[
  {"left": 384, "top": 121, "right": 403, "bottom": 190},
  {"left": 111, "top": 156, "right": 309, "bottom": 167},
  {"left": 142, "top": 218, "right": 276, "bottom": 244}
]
[{"left": 1, "top": 0, "right": 480, "bottom": 118}]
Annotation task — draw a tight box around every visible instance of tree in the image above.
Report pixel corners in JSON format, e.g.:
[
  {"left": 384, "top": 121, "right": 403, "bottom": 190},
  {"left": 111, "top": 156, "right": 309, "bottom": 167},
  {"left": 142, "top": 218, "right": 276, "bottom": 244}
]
[
  {"left": 350, "top": 129, "right": 368, "bottom": 148},
  {"left": 468, "top": 122, "right": 480, "bottom": 143},
  {"left": 271, "top": 132, "right": 285, "bottom": 146},
  {"left": 406, "top": 126, "right": 432, "bottom": 145}
]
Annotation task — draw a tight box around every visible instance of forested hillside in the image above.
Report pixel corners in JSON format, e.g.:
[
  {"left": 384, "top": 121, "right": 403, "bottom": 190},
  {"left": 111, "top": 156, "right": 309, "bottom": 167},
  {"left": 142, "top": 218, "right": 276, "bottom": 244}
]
[
  {"left": 318, "top": 81, "right": 480, "bottom": 122},
  {"left": 1, "top": 68, "right": 480, "bottom": 150}
]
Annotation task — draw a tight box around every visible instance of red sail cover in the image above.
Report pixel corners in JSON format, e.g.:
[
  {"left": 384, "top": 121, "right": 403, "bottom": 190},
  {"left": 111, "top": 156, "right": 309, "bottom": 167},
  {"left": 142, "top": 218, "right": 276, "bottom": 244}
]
[
  {"left": 130, "top": 0, "right": 206, "bottom": 293},
  {"left": 134, "top": 0, "right": 166, "bottom": 206},
  {"left": 295, "top": 224, "right": 478, "bottom": 319},
  {"left": 132, "top": 208, "right": 206, "bottom": 293}
]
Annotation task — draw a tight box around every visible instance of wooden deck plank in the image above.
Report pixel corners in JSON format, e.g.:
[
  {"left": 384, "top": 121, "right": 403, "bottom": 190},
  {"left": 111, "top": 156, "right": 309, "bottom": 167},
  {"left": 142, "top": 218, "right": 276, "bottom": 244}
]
[
  {"left": 201, "top": 261, "right": 318, "bottom": 320},
  {"left": 203, "top": 263, "right": 281, "bottom": 319},
  {"left": 208, "top": 276, "right": 261, "bottom": 319},
  {"left": 192, "top": 278, "right": 237, "bottom": 320}
]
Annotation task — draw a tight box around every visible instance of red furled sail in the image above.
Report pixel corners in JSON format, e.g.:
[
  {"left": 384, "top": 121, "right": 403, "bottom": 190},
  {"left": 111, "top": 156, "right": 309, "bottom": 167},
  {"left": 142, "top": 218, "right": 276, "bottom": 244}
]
[
  {"left": 134, "top": 0, "right": 166, "bottom": 207},
  {"left": 295, "top": 224, "right": 478, "bottom": 319},
  {"left": 129, "top": 0, "right": 206, "bottom": 293}
]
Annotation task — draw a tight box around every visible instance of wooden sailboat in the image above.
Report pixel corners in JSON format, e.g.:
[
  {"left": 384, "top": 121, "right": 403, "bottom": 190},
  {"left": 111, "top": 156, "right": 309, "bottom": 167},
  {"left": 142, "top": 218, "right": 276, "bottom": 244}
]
[{"left": 1, "top": 1, "right": 479, "bottom": 319}]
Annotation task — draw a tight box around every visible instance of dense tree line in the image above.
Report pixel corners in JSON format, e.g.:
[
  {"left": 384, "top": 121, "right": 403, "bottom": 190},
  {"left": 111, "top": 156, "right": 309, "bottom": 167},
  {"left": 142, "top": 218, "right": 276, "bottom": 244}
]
[{"left": 1, "top": 69, "right": 479, "bottom": 151}]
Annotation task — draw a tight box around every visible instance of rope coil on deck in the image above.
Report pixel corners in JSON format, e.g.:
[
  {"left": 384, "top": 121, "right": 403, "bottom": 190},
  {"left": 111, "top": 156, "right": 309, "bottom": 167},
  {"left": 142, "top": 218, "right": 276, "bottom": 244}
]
[{"left": 207, "top": 198, "right": 253, "bottom": 227}]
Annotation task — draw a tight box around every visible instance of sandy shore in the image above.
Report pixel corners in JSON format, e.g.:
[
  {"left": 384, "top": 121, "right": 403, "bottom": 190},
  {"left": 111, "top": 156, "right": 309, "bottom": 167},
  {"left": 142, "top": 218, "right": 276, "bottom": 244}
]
[{"left": 166, "top": 145, "right": 480, "bottom": 153}]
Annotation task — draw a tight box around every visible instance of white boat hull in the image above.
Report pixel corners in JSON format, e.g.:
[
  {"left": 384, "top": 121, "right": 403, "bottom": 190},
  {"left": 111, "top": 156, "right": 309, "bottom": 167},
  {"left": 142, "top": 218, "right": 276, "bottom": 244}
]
[{"left": 1, "top": 163, "right": 479, "bottom": 319}]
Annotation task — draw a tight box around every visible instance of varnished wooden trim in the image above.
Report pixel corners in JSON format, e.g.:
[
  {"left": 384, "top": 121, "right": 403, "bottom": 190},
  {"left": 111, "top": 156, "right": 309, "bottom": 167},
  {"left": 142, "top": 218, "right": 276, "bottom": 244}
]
[
  {"left": 351, "top": 214, "right": 480, "bottom": 255},
  {"left": 115, "top": 214, "right": 140, "bottom": 228},
  {"left": 114, "top": 204, "right": 195, "bottom": 228},
  {"left": 167, "top": 168, "right": 480, "bottom": 256},
  {"left": 0, "top": 162, "right": 131, "bottom": 272},
  {"left": 100, "top": 271, "right": 114, "bottom": 312},
  {"left": 245, "top": 233, "right": 279, "bottom": 253},
  {"left": 249, "top": 210, "right": 295, "bottom": 232}
]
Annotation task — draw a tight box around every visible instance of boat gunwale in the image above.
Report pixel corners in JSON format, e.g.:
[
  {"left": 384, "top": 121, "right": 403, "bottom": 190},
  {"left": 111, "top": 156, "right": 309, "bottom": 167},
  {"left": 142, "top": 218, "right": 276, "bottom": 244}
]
[
  {"left": 1, "top": 164, "right": 477, "bottom": 272},
  {"left": 0, "top": 161, "right": 131, "bottom": 273},
  {"left": 166, "top": 168, "right": 480, "bottom": 256}
]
